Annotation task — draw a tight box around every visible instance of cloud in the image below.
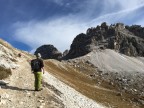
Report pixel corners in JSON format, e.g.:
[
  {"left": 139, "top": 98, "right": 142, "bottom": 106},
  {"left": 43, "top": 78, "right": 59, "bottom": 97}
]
[
  {"left": 13, "top": 16, "right": 87, "bottom": 52},
  {"left": 12, "top": 0, "right": 144, "bottom": 52},
  {"left": 89, "top": 2, "right": 144, "bottom": 25},
  {"left": 52, "top": 0, "right": 64, "bottom": 6}
]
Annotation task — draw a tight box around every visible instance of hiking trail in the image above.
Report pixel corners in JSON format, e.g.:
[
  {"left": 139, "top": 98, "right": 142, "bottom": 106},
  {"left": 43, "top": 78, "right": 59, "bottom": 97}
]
[
  {"left": 0, "top": 57, "right": 106, "bottom": 108},
  {"left": 0, "top": 57, "right": 64, "bottom": 108}
]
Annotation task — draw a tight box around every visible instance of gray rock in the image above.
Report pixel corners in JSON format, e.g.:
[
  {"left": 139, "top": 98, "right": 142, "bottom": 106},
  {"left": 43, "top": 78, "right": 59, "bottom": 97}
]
[
  {"left": 0, "top": 80, "right": 9, "bottom": 86},
  {"left": 64, "top": 22, "right": 144, "bottom": 59},
  {"left": 35, "top": 45, "right": 62, "bottom": 60}
]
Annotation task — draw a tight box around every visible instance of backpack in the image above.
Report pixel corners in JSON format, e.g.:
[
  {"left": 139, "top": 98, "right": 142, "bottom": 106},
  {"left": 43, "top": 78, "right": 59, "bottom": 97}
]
[{"left": 31, "top": 59, "right": 41, "bottom": 72}]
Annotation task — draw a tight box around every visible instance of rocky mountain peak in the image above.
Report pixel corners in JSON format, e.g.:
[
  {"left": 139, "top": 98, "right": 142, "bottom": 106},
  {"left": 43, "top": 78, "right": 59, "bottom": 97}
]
[
  {"left": 64, "top": 22, "right": 144, "bottom": 59},
  {"left": 34, "top": 44, "right": 62, "bottom": 60}
]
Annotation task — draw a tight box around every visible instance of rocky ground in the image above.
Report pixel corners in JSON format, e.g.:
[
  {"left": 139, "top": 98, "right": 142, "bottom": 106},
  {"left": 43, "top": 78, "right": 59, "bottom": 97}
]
[
  {"left": 44, "top": 59, "right": 143, "bottom": 108},
  {"left": 0, "top": 54, "right": 107, "bottom": 108},
  {"left": 0, "top": 57, "right": 64, "bottom": 108},
  {"left": 1, "top": 38, "right": 144, "bottom": 108},
  {"left": 65, "top": 49, "right": 144, "bottom": 107}
]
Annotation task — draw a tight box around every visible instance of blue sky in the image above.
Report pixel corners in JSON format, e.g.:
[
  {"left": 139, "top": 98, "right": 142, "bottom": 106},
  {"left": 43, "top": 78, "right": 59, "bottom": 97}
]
[{"left": 0, "top": 0, "right": 144, "bottom": 53}]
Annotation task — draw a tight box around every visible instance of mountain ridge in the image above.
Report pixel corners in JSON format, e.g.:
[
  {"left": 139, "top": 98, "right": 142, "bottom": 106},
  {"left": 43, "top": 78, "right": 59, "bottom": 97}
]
[{"left": 35, "top": 22, "right": 144, "bottom": 60}]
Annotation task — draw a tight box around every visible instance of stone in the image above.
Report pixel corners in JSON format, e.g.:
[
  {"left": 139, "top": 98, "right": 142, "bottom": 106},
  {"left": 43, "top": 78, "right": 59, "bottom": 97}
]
[
  {"left": 20, "top": 102, "right": 24, "bottom": 104},
  {"left": 35, "top": 45, "right": 62, "bottom": 60},
  {"left": 38, "top": 105, "right": 43, "bottom": 108},
  {"left": 26, "top": 92, "right": 31, "bottom": 95},
  {"left": 0, "top": 99, "right": 6, "bottom": 105},
  {"left": 38, "top": 100, "right": 44, "bottom": 103},
  {"left": 1, "top": 93, "right": 10, "bottom": 99},
  {"left": 116, "top": 92, "right": 122, "bottom": 96}
]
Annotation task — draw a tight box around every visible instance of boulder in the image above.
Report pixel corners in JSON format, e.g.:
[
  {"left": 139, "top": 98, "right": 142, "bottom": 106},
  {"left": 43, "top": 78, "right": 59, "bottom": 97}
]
[{"left": 35, "top": 45, "right": 62, "bottom": 60}]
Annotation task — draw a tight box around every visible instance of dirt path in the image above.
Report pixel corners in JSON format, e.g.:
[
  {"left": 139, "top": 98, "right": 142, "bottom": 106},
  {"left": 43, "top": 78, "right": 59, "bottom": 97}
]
[
  {"left": 0, "top": 58, "right": 64, "bottom": 108},
  {"left": 0, "top": 57, "right": 106, "bottom": 108}
]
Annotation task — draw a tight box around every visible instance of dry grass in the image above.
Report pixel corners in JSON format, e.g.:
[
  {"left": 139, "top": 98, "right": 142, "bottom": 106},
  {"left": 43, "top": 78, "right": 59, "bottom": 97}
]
[
  {"left": 0, "top": 66, "right": 12, "bottom": 80},
  {"left": 44, "top": 60, "right": 143, "bottom": 108},
  {"left": 0, "top": 39, "right": 14, "bottom": 51}
]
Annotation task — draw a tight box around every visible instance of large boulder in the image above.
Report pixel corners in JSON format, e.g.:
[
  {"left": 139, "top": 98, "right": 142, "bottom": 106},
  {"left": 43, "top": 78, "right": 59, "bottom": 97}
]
[
  {"left": 35, "top": 45, "right": 62, "bottom": 60},
  {"left": 0, "top": 40, "right": 19, "bottom": 80}
]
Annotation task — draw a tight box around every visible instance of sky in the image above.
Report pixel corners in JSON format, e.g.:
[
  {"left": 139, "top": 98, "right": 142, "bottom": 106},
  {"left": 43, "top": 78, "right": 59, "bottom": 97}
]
[{"left": 0, "top": 0, "right": 144, "bottom": 53}]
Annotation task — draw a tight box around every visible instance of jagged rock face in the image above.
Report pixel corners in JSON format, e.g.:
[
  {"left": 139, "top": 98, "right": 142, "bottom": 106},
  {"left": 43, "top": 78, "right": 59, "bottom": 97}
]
[
  {"left": 125, "top": 25, "right": 144, "bottom": 39},
  {"left": 63, "top": 49, "right": 69, "bottom": 57},
  {"left": 35, "top": 45, "right": 62, "bottom": 60},
  {"left": 64, "top": 33, "right": 98, "bottom": 59},
  {"left": 65, "top": 22, "right": 144, "bottom": 59}
]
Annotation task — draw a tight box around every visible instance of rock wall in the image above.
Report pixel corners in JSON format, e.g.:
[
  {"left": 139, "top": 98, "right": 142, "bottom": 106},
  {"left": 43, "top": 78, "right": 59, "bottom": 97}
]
[{"left": 64, "top": 22, "right": 144, "bottom": 59}]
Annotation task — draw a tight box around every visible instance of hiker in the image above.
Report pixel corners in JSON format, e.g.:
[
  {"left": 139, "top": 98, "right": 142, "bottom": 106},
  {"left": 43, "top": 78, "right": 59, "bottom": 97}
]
[{"left": 31, "top": 53, "right": 45, "bottom": 91}]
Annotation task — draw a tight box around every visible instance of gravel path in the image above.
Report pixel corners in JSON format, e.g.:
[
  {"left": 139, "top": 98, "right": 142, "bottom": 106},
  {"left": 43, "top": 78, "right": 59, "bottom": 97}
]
[
  {"left": 0, "top": 57, "right": 106, "bottom": 108},
  {"left": 0, "top": 58, "right": 64, "bottom": 108}
]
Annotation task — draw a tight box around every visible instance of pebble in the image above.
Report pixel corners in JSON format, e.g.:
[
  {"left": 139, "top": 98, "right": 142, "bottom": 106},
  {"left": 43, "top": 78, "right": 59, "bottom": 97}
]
[
  {"left": 0, "top": 100, "right": 6, "bottom": 105},
  {"left": 0, "top": 80, "right": 9, "bottom": 86},
  {"left": 26, "top": 92, "right": 31, "bottom": 95},
  {"left": 37, "top": 106, "right": 43, "bottom": 108},
  {"left": 42, "top": 103, "right": 45, "bottom": 105},
  {"left": 38, "top": 100, "right": 44, "bottom": 103},
  {"left": 20, "top": 101, "right": 24, "bottom": 104},
  {"left": 1, "top": 93, "right": 10, "bottom": 99},
  {"left": 116, "top": 92, "right": 122, "bottom": 96}
]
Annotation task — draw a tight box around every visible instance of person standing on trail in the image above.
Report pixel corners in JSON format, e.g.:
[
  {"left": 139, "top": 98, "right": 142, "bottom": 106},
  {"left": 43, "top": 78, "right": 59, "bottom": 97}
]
[{"left": 31, "top": 53, "right": 45, "bottom": 91}]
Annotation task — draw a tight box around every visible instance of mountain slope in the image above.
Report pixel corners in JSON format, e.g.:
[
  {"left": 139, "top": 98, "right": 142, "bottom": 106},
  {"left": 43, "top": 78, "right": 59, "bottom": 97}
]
[
  {"left": 0, "top": 48, "right": 64, "bottom": 108},
  {"left": 64, "top": 22, "right": 144, "bottom": 59},
  {"left": 1, "top": 37, "right": 144, "bottom": 108},
  {"left": 44, "top": 58, "right": 143, "bottom": 108},
  {"left": 0, "top": 39, "right": 107, "bottom": 108}
]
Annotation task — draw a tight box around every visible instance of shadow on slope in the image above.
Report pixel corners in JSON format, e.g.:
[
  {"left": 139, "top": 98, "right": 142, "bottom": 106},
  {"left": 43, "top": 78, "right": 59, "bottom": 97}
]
[
  {"left": 0, "top": 66, "right": 11, "bottom": 80},
  {"left": 1, "top": 85, "right": 34, "bottom": 91}
]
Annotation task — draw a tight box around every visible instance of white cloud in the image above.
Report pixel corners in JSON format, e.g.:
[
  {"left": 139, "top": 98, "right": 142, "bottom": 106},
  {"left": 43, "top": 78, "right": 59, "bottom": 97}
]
[
  {"left": 45, "top": 0, "right": 66, "bottom": 6},
  {"left": 116, "top": 0, "right": 144, "bottom": 9},
  {"left": 13, "top": 17, "right": 87, "bottom": 52},
  {"left": 12, "top": 0, "right": 144, "bottom": 52},
  {"left": 52, "top": 0, "right": 64, "bottom": 5}
]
